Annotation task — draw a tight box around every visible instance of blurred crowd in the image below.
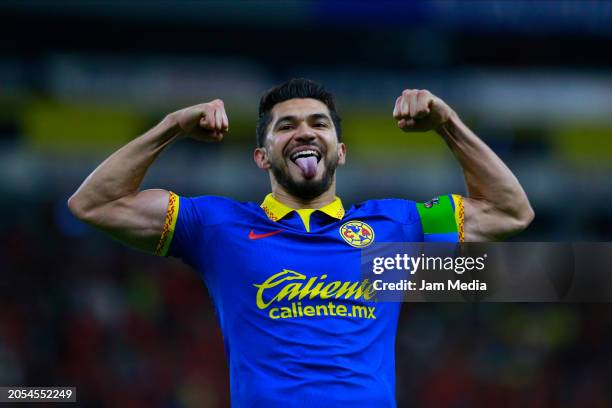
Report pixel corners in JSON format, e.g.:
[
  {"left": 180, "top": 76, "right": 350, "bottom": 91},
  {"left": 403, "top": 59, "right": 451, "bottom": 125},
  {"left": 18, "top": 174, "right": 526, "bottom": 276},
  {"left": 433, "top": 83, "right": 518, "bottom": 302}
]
[{"left": 1, "top": 200, "right": 228, "bottom": 407}]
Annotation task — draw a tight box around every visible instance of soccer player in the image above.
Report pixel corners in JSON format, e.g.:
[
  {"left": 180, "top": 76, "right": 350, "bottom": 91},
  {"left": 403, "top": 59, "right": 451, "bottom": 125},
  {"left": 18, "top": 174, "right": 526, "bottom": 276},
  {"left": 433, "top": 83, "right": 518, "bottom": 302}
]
[{"left": 68, "top": 79, "right": 533, "bottom": 407}]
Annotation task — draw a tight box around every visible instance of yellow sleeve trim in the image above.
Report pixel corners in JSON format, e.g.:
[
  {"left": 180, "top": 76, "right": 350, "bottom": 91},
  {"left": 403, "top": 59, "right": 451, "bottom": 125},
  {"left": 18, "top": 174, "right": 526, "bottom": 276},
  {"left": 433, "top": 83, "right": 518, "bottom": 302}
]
[
  {"left": 452, "top": 194, "right": 465, "bottom": 243},
  {"left": 155, "top": 191, "right": 179, "bottom": 256}
]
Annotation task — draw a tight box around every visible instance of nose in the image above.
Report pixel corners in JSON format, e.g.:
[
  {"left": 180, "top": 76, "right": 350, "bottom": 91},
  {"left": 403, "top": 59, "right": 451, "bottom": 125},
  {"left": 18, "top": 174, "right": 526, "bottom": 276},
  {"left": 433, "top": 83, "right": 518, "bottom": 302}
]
[{"left": 294, "top": 122, "right": 316, "bottom": 142}]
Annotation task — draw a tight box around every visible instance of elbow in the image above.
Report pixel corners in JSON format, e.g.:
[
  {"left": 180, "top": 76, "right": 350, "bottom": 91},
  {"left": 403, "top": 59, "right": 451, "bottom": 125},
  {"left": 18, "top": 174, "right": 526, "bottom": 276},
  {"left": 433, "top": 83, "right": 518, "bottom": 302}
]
[
  {"left": 507, "top": 203, "right": 535, "bottom": 236},
  {"left": 67, "top": 194, "right": 94, "bottom": 222},
  {"left": 516, "top": 195, "right": 535, "bottom": 230},
  {"left": 522, "top": 205, "right": 535, "bottom": 230}
]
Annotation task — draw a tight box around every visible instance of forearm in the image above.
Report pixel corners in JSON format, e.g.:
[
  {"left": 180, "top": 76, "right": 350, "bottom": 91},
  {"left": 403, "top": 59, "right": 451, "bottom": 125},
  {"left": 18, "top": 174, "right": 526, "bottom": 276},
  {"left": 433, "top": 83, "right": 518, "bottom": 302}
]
[
  {"left": 436, "top": 113, "right": 520, "bottom": 206},
  {"left": 436, "top": 113, "right": 534, "bottom": 236},
  {"left": 68, "top": 114, "right": 181, "bottom": 217}
]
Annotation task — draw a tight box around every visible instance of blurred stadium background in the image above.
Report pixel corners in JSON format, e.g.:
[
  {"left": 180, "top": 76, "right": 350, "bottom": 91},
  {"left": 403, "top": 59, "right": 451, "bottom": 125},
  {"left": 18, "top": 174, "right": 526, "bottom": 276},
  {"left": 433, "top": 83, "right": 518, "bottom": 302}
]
[{"left": 1, "top": 1, "right": 612, "bottom": 407}]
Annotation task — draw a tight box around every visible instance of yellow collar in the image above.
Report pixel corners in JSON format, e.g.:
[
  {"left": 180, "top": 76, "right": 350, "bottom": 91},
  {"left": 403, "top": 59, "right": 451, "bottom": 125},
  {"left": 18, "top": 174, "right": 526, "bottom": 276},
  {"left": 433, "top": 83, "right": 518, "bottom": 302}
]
[{"left": 260, "top": 193, "right": 345, "bottom": 222}]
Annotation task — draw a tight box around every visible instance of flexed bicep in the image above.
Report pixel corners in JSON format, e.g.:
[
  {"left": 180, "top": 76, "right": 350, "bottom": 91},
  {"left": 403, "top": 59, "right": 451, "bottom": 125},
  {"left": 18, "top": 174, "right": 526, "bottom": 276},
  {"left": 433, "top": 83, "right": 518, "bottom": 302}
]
[
  {"left": 462, "top": 197, "right": 532, "bottom": 242},
  {"left": 79, "top": 189, "right": 172, "bottom": 253}
]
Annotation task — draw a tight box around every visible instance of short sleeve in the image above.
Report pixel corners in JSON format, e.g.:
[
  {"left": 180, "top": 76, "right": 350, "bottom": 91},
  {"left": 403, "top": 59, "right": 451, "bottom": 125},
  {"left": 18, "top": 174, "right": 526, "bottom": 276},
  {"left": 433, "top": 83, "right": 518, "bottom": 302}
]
[
  {"left": 155, "top": 193, "right": 239, "bottom": 265},
  {"left": 416, "top": 194, "right": 464, "bottom": 243},
  {"left": 155, "top": 191, "right": 180, "bottom": 257},
  {"left": 155, "top": 192, "right": 207, "bottom": 265}
]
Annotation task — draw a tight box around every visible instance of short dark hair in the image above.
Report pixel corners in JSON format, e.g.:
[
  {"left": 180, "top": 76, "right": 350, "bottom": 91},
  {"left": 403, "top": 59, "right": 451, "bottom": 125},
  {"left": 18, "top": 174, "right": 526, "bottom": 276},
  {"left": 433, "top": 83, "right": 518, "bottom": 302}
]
[{"left": 256, "top": 78, "right": 342, "bottom": 147}]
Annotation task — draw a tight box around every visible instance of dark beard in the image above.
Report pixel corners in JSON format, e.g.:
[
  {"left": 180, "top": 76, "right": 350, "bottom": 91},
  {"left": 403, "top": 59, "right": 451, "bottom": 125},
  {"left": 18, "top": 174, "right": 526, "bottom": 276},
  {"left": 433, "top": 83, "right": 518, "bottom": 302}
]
[{"left": 271, "top": 158, "right": 337, "bottom": 201}]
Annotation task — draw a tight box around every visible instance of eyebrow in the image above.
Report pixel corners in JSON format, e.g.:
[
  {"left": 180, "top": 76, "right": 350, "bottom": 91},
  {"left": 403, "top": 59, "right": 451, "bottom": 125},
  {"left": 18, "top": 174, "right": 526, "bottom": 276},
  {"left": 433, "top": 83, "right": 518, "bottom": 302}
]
[{"left": 274, "top": 113, "right": 331, "bottom": 126}]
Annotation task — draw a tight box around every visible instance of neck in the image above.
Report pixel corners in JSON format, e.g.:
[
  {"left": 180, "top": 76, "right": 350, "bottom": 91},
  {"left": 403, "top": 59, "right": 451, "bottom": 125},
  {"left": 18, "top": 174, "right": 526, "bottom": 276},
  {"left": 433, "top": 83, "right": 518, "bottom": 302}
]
[{"left": 271, "top": 180, "right": 337, "bottom": 210}]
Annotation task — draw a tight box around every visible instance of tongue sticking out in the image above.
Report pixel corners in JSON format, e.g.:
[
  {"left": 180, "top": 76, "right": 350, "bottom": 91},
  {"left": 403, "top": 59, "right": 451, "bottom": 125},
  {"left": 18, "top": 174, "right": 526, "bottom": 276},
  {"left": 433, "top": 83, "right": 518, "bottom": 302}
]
[{"left": 295, "top": 156, "right": 318, "bottom": 179}]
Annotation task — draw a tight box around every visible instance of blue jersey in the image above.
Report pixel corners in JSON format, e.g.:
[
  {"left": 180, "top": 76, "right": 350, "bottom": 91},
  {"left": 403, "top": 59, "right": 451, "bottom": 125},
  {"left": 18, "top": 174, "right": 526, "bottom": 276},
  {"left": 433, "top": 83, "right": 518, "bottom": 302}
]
[{"left": 156, "top": 192, "right": 463, "bottom": 407}]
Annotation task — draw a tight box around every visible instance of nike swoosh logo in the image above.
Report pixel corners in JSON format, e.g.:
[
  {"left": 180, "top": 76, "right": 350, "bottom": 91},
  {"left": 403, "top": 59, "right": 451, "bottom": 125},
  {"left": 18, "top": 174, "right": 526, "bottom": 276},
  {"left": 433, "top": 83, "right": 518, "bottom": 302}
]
[{"left": 248, "top": 229, "right": 284, "bottom": 240}]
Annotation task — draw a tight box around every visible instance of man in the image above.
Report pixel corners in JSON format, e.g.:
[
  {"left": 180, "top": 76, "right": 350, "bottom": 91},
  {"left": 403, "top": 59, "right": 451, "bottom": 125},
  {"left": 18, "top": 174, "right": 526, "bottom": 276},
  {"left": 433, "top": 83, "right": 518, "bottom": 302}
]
[{"left": 68, "top": 78, "right": 533, "bottom": 407}]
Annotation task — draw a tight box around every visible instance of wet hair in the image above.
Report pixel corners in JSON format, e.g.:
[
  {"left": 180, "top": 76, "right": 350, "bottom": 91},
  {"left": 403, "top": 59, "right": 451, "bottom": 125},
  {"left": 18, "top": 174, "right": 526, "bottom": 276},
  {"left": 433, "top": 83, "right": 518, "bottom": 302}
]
[{"left": 256, "top": 78, "right": 342, "bottom": 147}]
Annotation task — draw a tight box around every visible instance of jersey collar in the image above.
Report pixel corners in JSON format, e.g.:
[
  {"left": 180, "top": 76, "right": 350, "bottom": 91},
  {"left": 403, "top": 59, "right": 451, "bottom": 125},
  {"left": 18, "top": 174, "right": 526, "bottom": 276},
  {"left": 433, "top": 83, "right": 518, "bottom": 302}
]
[{"left": 260, "top": 193, "right": 345, "bottom": 222}]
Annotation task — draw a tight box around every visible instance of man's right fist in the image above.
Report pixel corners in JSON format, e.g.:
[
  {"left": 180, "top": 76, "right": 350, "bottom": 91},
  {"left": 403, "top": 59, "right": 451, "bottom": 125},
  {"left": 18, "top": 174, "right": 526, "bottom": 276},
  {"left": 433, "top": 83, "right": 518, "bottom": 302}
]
[{"left": 170, "top": 99, "right": 229, "bottom": 142}]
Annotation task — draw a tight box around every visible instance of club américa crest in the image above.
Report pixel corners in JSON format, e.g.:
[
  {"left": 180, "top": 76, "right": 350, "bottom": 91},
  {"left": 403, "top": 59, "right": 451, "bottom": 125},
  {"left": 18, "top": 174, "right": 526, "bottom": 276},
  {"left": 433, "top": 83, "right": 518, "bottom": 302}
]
[{"left": 339, "top": 220, "right": 375, "bottom": 248}]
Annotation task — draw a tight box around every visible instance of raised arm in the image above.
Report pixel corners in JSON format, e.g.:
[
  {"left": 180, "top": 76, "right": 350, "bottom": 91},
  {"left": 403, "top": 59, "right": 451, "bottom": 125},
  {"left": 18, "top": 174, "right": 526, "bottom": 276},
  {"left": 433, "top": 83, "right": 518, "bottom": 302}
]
[
  {"left": 393, "top": 89, "right": 534, "bottom": 241},
  {"left": 67, "top": 99, "right": 228, "bottom": 252}
]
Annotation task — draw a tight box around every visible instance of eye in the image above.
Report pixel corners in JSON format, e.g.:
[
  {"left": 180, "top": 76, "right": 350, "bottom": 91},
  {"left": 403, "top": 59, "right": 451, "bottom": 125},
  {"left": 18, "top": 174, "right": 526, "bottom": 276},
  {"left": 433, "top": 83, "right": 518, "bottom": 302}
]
[
  {"left": 278, "top": 124, "right": 294, "bottom": 131},
  {"left": 313, "top": 122, "right": 328, "bottom": 128}
]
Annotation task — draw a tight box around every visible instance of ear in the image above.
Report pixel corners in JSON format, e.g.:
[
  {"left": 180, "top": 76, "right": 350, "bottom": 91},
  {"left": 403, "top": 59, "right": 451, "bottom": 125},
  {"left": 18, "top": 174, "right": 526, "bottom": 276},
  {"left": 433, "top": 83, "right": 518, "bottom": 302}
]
[
  {"left": 337, "top": 142, "right": 347, "bottom": 166},
  {"left": 254, "top": 147, "right": 271, "bottom": 170}
]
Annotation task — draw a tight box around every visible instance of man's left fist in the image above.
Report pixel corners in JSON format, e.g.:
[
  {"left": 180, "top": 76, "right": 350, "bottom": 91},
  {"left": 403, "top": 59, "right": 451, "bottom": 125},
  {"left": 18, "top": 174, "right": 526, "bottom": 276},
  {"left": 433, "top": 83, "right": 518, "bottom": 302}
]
[{"left": 393, "top": 89, "right": 455, "bottom": 132}]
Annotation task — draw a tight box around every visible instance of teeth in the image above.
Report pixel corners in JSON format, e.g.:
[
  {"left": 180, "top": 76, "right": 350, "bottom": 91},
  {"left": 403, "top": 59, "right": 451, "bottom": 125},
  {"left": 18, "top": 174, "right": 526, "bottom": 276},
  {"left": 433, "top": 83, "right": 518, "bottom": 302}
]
[{"left": 290, "top": 150, "right": 320, "bottom": 161}]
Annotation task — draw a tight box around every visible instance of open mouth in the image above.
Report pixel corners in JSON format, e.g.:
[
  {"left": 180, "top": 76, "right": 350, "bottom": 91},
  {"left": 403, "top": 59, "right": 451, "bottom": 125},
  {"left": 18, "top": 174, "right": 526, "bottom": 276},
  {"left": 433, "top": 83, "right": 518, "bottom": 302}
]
[
  {"left": 288, "top": 148, "right": 322, "bottom": 179},
  {"left": 289, "top": 149, "right": 322, "bottom": 163}
]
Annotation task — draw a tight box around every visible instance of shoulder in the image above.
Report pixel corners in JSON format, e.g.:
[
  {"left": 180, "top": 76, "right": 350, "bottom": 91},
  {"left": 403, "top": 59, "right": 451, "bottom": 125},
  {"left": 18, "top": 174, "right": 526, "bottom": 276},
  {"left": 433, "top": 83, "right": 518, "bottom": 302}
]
[
  {"left": 179, "top": 194, "right": 242, "bottom": 208},
  {"left": 175, "top": 194, "right": 257, "bottom": 226},
  {"left": 352, "top": 198, "right": 420, "bottom": 224},
  {"left": 352, "top": 194, "right": 463, "bottom": 231}
]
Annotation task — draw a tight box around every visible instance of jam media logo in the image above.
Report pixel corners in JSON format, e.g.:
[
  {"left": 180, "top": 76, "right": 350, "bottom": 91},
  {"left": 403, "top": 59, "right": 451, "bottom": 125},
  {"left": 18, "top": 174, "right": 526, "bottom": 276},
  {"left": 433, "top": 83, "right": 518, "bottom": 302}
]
[{"left": 339, "top": 220, "right": 375, "bottom": 248}]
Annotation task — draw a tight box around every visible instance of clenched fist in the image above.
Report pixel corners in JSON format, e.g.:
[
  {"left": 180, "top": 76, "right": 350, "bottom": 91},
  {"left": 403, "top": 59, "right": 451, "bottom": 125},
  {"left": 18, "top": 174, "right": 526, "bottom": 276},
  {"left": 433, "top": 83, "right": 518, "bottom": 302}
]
[
  {"left": 393, "top": 89, "right": 455, "bottom": 132},
  {"left": 170, "top": 99, "right": 229, "bottom": 142}
]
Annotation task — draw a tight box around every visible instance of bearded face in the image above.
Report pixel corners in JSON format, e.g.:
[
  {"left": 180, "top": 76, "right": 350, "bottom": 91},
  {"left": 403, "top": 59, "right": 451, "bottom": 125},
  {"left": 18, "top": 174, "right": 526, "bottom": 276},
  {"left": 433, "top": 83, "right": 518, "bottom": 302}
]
[
  {"left": 255, "top": 98, "right": 346, "bottom": 201},
  {"left": 269, "top": 139, "right": 339, "bottom": 200}
]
